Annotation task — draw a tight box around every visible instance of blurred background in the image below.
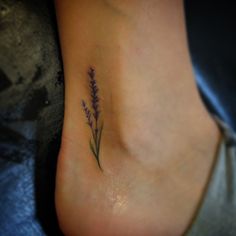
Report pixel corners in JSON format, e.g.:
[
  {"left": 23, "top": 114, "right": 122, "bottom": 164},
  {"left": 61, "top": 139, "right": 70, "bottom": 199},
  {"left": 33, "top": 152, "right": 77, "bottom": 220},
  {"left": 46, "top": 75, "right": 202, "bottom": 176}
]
[
  {"left": 0, "top": 0, "right": 235, "bottom": 235},
  {"left": 185, "top": 0, "right": 236, "bottom": 131}
]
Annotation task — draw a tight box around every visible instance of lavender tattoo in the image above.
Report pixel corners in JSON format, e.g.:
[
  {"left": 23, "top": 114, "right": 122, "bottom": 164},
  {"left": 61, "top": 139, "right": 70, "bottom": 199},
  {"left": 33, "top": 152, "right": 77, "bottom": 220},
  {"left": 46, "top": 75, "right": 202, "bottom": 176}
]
[{"left": 82, "top": 67, "right": 103, "bottom": 170}]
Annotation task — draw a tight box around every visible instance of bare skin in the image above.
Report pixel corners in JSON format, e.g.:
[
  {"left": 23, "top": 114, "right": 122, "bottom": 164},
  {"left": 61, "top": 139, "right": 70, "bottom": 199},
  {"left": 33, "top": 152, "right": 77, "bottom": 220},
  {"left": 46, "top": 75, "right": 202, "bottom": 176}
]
[{"left": 55, "top": 1, "right": 220, "bottom": 235}]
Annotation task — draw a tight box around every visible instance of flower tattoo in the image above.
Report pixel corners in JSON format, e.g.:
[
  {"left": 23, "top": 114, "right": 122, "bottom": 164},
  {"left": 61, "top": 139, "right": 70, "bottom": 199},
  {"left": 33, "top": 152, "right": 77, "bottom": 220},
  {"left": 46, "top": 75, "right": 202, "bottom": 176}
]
[{"left": 82, "top": 67, "right": 103, "bottom": 170}]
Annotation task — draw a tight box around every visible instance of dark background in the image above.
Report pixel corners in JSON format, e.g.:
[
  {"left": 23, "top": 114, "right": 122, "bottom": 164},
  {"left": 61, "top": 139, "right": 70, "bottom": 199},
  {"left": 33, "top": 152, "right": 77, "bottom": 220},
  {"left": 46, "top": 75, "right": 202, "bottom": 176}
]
[
  {"left": 0, "top": 0, "right": 235, "bottom": 235},
  {"left": 185, "top": 0, "right": 236, "bottom": 131}
]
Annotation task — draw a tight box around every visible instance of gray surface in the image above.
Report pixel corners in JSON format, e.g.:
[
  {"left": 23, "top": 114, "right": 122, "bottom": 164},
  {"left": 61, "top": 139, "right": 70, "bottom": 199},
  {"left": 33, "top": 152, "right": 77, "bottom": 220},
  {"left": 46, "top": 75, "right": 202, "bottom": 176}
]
[
  {"left": 186, "top": 119, "right": 236, "bottom": 236},
  {"left": 0, "top": 0, "right": 64, "bottom": 235}
]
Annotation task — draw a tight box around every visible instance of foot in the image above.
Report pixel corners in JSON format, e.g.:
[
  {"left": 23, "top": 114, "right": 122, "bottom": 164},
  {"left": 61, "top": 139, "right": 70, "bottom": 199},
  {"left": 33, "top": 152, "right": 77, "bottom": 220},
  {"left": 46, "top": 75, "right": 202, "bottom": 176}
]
[
  {"left": 54, "top": 1, "right": 220, "bottom": 235},
  {"left": 55, "top": 67, "right": 220, "bottom": 236}
]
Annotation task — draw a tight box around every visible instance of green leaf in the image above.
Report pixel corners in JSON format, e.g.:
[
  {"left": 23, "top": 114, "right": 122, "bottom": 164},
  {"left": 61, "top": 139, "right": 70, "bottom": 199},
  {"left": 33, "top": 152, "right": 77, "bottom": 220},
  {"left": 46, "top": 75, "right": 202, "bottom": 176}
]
[
  {"left": 89, "top": 139, "right": 97, "bottom": 158},
  {"left": 97, "top": 122, "right": 104, "bottom": 157}
]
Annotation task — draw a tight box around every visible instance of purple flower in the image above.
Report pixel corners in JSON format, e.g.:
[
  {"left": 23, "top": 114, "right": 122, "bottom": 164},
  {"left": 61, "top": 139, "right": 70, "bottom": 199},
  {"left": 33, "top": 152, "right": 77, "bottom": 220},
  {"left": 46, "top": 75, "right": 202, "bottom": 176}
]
[
  {"left": 82, "top": 67, "right": 103, "bottom": 170},
  {"left": 88, "top": 67, "right": 95, "bottom": 79},
  {"left": 88, "top": 67, "right": 100, "bottom": 121},
  {"left": 81, "top": 100, "right": 93, "bottom": 128}
]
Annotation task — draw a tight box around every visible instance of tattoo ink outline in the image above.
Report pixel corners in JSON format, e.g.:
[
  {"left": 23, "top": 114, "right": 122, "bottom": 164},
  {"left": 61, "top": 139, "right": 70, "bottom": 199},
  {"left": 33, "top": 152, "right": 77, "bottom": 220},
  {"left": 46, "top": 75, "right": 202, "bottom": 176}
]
[{"left": 82, "top": 67, "right": 103, "bottom": 170}]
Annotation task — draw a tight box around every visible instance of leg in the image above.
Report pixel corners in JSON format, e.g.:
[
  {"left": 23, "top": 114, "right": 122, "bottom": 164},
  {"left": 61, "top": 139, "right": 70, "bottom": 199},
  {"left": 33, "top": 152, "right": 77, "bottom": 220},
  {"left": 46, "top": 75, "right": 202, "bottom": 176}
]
[{"left": 55, "top": 1, "right": 220, "bottom": 235}]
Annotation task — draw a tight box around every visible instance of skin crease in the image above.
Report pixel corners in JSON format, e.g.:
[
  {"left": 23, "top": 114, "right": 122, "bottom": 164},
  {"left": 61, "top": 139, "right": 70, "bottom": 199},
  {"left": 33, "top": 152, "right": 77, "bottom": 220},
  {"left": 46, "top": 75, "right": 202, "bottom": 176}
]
[{"left": 54, "top": 1, "right": 221, "bottom": 235}]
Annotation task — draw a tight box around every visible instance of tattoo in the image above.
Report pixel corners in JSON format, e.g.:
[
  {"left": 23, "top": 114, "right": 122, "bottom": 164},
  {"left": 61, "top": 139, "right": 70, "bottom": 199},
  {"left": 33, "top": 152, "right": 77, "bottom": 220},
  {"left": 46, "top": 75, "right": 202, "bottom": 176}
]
[{"left": 82, "top": 67, "right": 103, "bottom": 170}]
